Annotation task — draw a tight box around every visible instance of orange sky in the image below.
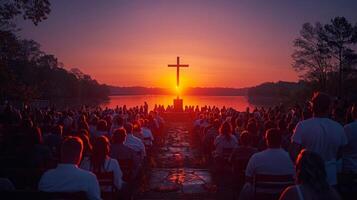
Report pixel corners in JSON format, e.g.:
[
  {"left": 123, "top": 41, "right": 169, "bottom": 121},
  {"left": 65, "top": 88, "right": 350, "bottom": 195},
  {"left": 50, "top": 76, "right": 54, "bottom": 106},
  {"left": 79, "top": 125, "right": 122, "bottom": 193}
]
[{"left": 18, "top": 1, "right": 357, "bottom": 88}]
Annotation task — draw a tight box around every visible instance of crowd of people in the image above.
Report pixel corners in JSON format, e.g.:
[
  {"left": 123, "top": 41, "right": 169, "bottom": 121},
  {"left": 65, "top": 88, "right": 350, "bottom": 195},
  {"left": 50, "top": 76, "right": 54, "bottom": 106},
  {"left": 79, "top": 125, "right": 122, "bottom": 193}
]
[
  {"left": 0, "top": 103, "right": 164, "bottom": 199},
  {"left": 193, "top": 92, "right": 356, "bottom": 200},
  {"left": 0, "top": 91, "right": 356, "bottom": 200}
]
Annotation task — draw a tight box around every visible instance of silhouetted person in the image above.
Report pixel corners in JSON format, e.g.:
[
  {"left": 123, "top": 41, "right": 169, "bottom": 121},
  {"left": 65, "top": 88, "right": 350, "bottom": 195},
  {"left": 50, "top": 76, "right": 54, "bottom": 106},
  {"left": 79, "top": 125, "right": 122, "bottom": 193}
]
[
  {"left": 279, "top": 150, "right": 341, "bottom": 200},
  {"left": 214, "top": 121, "right": 238, "bottom": 158},
  {"left": 39, "top": 137, "right": 101, "bottom": 200},
  {"left": 290, "top": 92, "right": 347, "bottom": 185},
  {"left": 80, "top": 136, "right": 123, "bottom": 190},
  {"left": 239, "top": 128, "right": 294, "bottom": 200}
]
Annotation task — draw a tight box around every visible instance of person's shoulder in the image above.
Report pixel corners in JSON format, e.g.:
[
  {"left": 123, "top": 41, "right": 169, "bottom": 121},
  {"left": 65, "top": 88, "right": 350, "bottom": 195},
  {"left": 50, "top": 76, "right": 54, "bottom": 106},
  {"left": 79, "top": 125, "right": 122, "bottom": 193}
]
[
  {"left": 325, "top": 118, "right": 343, "bottom": 127},
  {"left": 279, "top": 185, "right": 299, "bottom": 200},
  {"left": 344, "top": 121, "right": 357, "bottom": 129},
  {"left": 41, "top": 168, "right": 57, "bottom": 178},
  {"left": 297, "top": 118, "right": 316, "bottom": 126}
]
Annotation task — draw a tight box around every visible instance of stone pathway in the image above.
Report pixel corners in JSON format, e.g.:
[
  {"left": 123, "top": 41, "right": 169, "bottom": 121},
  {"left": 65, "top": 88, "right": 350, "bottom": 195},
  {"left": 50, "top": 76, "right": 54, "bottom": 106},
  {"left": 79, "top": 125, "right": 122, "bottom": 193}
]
[{"left": 138, "top": 124, "right": 217, "bottom": 199}]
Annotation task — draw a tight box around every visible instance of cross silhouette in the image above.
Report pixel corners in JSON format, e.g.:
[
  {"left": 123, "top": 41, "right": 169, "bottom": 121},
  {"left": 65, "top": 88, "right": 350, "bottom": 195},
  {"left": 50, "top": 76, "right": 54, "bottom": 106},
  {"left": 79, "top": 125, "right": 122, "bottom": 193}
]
[{"left": 168, "top": 56, "right": 189, "bottom": 88}]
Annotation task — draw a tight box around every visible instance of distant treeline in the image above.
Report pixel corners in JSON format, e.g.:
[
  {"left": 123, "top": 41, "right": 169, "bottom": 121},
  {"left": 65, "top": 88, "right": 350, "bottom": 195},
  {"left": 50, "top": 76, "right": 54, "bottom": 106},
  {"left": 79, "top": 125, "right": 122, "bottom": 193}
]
[
  {"left": 247, "top": 81, "right": 309, "bottom": 104},
  {"left": 0, "top": 30, "right": 110, "bottom": 102},
  {"left": 110, "top": 86, "right": 248, "bottom": 96}
]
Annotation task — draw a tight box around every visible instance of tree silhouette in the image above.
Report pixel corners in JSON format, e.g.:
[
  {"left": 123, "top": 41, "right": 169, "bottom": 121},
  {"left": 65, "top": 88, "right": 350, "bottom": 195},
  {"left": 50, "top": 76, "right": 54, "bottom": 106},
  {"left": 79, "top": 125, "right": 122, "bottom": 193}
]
[
  {"left": 292, "top": 17, "right": 357, "bottom": 97},
  {"left": 321, "top": 17, "right": 357, "bottom": 96},
  {"left": 292, "top": 22, "right": 331, "bottom": 91},
  {"left": 0, "top": 0, "right": 51, "bottom": 30}
]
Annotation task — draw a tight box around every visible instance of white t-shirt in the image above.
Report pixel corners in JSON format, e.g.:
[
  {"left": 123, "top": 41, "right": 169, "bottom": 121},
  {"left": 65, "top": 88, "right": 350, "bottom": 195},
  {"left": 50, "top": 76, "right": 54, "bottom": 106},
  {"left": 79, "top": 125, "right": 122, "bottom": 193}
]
[
  {"left": 292, "top": 117, "right": 347, "bottom": 185},
  {"left": 342, "top": 120, "right": 357, "bottom": 173},
  {"left": 124, "top": 133, "right": 146, "bottom": 157},
  {"left": 245, "top": 148, "right": 295, "bottom": 177},
  {"left": 39, "top": 164, "right": 101, "bottom": 200}
]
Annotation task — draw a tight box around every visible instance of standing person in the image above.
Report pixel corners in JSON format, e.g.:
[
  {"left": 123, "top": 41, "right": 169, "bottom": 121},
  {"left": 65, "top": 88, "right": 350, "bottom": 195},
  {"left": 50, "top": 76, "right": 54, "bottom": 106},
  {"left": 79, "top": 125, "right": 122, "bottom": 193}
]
[
  {"left": 342, "top": 104, "right": 357, "bottom": 173},
  {"left": 39, "top": 137, "right": 101, "bottom": 200},
  {"left": 279, "top": 150, "right": 341, "bottom": 200},
  {"left": 290, "top": 92, "right": 347, "bottom": 186}
]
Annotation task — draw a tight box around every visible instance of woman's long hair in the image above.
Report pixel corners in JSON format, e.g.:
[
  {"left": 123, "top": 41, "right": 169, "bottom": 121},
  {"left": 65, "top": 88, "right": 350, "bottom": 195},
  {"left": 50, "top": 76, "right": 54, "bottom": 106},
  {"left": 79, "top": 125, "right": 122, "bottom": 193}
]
[
  {"left": 219, "top": 121, "right": 232, "bottom": 141},
  {"left": 91, "top": 136, "right": 110, "bottom": 173},
  {"left": 296, "top": 149, "right": 330, "bottom": 195}
]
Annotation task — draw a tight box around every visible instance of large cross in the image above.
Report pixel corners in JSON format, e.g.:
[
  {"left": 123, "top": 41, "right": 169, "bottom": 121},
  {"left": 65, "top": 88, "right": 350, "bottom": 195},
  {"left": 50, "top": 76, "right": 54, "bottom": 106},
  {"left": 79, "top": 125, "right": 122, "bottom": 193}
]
[{"left": 168, "top": 56, "right": 189, "bottom": 87}]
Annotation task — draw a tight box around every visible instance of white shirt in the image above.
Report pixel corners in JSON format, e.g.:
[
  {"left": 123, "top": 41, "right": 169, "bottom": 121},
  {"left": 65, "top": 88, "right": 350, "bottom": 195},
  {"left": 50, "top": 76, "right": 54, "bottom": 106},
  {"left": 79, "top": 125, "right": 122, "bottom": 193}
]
[
  {"left": 292, "top": 117, "right": 347, "bottom": 185},
  {"left": 38, "top": 164, "right": 101, "bottom": 200},
  {"left": 124, "top": 133, "right": 146, "bottom": 157},
  {"left": 141, "top": 127, "right": 154, "bottom": 146},
  {"left": 342, "top": 120, "right": 357, "bottom": 173},
  {"left": 80, "top": 157, "right": 123, "bottom": 190},
  {"left": 245, "top": 148, "right": 295, "bottom": 177}
]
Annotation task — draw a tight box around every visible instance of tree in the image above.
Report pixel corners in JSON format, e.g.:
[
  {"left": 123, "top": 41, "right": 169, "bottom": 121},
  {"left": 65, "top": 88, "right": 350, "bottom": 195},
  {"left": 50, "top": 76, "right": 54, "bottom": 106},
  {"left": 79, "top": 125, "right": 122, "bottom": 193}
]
[
  {"left": 0, "top": 0, "right": 51, "bottom": 30},
  {"left": 321, "top": 17, "right": 357, "bottom": 96},
  {"left": 292, "top": 22, "right": 332, "bottom": 91}
]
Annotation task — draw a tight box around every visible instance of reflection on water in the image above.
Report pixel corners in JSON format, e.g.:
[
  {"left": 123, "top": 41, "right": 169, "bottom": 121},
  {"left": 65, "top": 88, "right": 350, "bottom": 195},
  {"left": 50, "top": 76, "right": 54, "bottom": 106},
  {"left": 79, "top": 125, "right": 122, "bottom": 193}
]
[{"left": 101, "top": 95, "right": 253, "bottom": 111}]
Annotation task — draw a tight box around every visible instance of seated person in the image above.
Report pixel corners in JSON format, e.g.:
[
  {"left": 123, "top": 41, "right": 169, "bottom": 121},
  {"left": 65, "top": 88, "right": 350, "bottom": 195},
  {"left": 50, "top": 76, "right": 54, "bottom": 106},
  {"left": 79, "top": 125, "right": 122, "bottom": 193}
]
[
  {"left": 110, "top": 128, "right": 136, "bottom": 161},
  {"left": 123, "top": 123, "right": 146, "bottom": 162},
  {"left": 279, "top": 150, "right": 341, "bottom": 200},
  {"left": 230, "top": 131, "right": 258, "bottom": 174},
  {"left": 38, "top": 137, "right": 101, "bottom": 200},
  {"left": 214, "top": 121, "right": 238, "bottom": 158},
  {"left": 239, "top": 128, "right": 295, "bottom": 200},
  {"left": 110, "top": 128, "right": 139, "bottom": 179},
  {"left": 80, "top": 136, "right": 124, "bottom": 191}
]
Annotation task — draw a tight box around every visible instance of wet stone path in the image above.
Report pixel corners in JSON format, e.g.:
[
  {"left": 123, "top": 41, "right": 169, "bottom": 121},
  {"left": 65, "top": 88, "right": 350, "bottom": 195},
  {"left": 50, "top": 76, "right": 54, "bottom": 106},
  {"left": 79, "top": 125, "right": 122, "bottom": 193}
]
[{"left": 139, "top": 123, "right": 216, "bottom": 200}]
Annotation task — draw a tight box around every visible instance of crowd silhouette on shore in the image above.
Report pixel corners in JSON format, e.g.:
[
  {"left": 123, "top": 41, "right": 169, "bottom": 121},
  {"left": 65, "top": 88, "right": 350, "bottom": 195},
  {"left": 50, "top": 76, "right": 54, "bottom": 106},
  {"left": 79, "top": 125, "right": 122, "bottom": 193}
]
[{"left": 0, "top": 92, "right": 356, "bottom": 200}]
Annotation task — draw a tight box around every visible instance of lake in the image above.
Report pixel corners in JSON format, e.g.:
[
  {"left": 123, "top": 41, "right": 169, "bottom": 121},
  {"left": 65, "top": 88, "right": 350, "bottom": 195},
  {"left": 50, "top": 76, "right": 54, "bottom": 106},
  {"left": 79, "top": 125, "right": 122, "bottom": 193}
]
[{"left": 101, "top": 95, "right": 254, "bottom": 111}]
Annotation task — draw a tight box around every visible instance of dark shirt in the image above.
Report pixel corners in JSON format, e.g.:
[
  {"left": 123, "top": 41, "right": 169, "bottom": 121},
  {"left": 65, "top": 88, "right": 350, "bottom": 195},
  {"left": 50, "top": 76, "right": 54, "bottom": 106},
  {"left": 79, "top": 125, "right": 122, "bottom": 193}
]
[{"left": 230, "top": 146, "right": 258, "bottom": 173}]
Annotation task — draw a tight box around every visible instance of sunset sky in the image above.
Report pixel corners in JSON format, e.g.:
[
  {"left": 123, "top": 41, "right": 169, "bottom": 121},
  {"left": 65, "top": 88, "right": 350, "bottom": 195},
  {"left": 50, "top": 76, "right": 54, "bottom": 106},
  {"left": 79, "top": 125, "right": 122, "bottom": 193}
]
[{"left": 18, "top": 0, "right": 357, "bottom": 88}]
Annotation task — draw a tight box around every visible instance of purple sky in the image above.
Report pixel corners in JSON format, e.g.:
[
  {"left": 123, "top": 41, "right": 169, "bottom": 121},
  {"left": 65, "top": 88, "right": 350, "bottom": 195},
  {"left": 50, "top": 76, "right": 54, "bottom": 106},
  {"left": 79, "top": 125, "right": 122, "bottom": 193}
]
[{"left": 17, "top": 0, "right": 357, "bottom": 88}]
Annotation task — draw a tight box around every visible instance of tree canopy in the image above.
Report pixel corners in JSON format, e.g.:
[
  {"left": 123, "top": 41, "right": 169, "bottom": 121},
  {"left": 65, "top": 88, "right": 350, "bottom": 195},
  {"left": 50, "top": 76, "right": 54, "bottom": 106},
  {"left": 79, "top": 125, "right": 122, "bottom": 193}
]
[
  {"left": 292, "top": 17, "right": 357, "bottom": 98},
  {"left": 0, "top": 30, "right": 110, "bottom": 102}
]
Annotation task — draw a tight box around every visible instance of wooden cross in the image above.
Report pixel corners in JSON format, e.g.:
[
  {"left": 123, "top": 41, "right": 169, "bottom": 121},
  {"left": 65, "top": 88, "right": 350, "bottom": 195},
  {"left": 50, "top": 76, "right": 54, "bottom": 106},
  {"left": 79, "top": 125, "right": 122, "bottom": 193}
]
[{"left": 168, "top": 56, "right": 189, "bottom": 87}]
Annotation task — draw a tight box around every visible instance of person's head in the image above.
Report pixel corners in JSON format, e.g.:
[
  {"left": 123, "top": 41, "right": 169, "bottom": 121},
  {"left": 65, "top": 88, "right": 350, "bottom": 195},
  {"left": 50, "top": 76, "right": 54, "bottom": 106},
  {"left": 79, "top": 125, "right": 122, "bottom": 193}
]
[
  {"left": 96, "top": 119, "right": 107, "bottom": 132},
  {"left": 219, "top": 121, "right": 232, "bottom": 139},
  {"left": 143, "top": 119, "right": 149, "bottom": 127},
  {"left": 124, "top": 122, "right": 133, "bottom": 134},
  {"left": 311, "top": 92, "right": 331, "bottom": 117},
  {"left": 213, "top": 119, "right": 221, "bottom": 129},
  {"left": 296, "top": 149, "right": 329, "bottom": 193},
  {"left": 113, "top": 115, "right": 124, "bottom": 126},
  {"left": 61, "top": 137, "right": 83, "bottom": 165},
  {"left": 78, "top": 133, "right": 92, "bottom": 156},
  {"left": 278, "top": 119, "right": 287, "bottom": 131},
  {"left": 91, "top": 136, "right": 110, "bottom": 172},
  {"left": 264, "top": 120, "right": 276, "bottom": 132},
  {"left": 265, "top": 128, "right": 281, "bottom": 148},
  {"left": 112, "top": 128, "right": 127, "bottom": 144},
  {"left": 52, "top": 125, "right": 63, "bottom": 136},
  {"left": 239, "top": 131, "right": 252, "bottom": 146},
  {"left": 247, "top": 121, "right": 257, "bottom": 135},
  {"left": 133, "top": 123, "right": 141, "bottom": 133}
]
